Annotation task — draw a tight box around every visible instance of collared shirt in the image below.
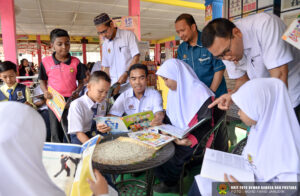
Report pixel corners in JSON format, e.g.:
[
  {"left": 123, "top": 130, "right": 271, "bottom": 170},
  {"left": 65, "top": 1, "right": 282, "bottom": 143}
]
[
  {"left": 101, "top": 28, "right": 140, "bottom": 85},
  {"left": 0, "top": 82, "right": 34, "bottom": 107},
  {"left": 177, "top": 30, "right": 227, "bottom": 97},
  {"left": 68, "top": 92, "right": 107, "bottom": 134},
  {"left": 38, "top": 52, "right": 86, "bottom": 97},
  {"left": 109, "top": 87, "right": 163, "bottom": 117},
  {"left": 223, "top": 13, "right": 300, "bottom": 108}
]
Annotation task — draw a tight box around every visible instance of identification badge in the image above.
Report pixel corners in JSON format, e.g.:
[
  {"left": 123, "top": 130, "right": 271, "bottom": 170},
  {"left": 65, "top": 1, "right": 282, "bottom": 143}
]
[{"left": 16, "top": 91, "right": 25, "bottom": 100}]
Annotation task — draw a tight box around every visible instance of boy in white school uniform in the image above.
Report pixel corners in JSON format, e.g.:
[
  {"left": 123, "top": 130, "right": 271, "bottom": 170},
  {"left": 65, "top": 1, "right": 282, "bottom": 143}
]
[
  {"left": 68, "top": 71, "right": 111, "bottom": 145},
  {"left": 109, "top": 64, "right": 164, "bottom": 127}
]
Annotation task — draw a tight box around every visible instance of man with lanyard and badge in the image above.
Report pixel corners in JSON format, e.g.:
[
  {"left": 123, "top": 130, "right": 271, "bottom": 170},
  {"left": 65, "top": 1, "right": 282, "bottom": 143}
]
[
  {"left": 175, "top": 13, "right": 227, "bottom": 98},
  {"left": 93, "top": 13, "right": 140, "bottom": 97}
]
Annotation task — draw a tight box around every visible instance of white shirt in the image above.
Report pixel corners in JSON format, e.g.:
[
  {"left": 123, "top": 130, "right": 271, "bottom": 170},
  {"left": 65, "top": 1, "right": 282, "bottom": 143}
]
[
  {"left": 223, "top": 13, "right": 300, "bottom": 108},
  {"left": 102, "top": 28, "right": 140, "bottom": 85},
  {"left": 91, "top": 61, "right": 101, "bottom": 74},
  {"left": 109, "top": 87, "right": 163, "bottom": 117},
  {"left": 68, "top": 93, "right": 107, "bottom": 134}
]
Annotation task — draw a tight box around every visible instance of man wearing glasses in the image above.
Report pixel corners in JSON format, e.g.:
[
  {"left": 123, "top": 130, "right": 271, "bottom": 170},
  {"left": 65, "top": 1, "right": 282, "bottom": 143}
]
[
  {"left": 175, "top": 13, "right": 227, "bottom": 98},
  {"left": 94, "top": 13, "right": 140, "bottom": 94},
  {"left": 202, "top": 13, "right": 300, "bottom": 123}
]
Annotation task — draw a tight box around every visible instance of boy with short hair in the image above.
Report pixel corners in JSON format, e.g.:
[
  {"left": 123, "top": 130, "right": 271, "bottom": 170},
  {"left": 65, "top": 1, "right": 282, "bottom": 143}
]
[
  {"left": 68, "top": 71, "right": 111, "bottom": 144},
  {"left": 0, "top": 61, "right": 34, "bottom": 106},
  {"left": 38, "top": 28, "right": 86, "bottom": 142}
]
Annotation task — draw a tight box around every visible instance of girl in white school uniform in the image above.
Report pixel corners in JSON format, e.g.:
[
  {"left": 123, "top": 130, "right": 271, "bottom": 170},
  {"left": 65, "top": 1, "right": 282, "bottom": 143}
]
[
  {"left": 190, "top": 78, "right": 300, "bottom": 196},
  {"left": 0, "top": 102, "right": 117, "bottom": 196},
  {"left": 153, "top": 58, "right": 227, "bottom": 193}
]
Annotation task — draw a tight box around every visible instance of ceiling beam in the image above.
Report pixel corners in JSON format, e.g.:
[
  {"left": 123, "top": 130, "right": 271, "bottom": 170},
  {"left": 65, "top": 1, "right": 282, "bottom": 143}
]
[{"left": 141, "top": 0, "right": 205, "bottom": 10}]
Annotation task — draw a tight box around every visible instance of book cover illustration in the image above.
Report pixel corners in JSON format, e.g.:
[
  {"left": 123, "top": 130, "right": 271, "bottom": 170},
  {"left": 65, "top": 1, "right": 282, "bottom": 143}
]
[
  {"left": 94, "top": 116, "right": 128, "bottom": 134},
  {"left": 46, "top": 86, "right": 66, "bottom": 121},
  {"left": 129, "top": 130, "right": 174, "bottom": 148},
  {"left": 122, "top": 111, "right": 154, "bottom": 132}
]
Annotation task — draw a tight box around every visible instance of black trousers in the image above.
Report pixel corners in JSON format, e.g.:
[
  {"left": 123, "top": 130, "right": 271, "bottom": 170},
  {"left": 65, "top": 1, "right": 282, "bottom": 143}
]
[
  {"left": 48, "top": 108, "right": 64, "bottom": 142},
  {"left": 154, "top": 144, "right": 194, "bottom": 185}
]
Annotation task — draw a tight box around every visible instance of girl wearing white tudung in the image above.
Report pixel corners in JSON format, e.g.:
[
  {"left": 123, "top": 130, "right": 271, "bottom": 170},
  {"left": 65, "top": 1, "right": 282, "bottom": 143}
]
[
  {"left": 190, "top": 78, "right": 300, "bottom": 196},
  {"left": 0, "top": 102, "right": 117, "bottom": 196},
  {"left": 154, "top": 58, "right": 227, "bottom": 193}
]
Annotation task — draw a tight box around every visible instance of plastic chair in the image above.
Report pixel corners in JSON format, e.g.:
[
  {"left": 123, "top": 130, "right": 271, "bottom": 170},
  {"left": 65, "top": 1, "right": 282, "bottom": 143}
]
[{"left": 179, "top": 109, "right": 226, "bottom": 196}]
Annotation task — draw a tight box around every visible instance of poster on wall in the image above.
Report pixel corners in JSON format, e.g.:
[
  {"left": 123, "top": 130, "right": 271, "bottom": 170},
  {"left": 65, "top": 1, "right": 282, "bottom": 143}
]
[
  {"left": 138, "top": 41, "right": 150, "bottom": 62},
  {"left": 205, "top": 4, "right": 213, "bottom": 22},
  {"left": 229, "top": 0, "right": 242, "bottom": 17},
  {"left": 258, "top": 0, "right": 273, "bottom": 9},
  {"left": 281, "top": 0, "right": 300, "bottom": 11},
  {"left": 243, "top": 0, "right": 256, "bottom": 13},
  {"left": 113, "top": 16, "right": 139, "bottom": 40}
]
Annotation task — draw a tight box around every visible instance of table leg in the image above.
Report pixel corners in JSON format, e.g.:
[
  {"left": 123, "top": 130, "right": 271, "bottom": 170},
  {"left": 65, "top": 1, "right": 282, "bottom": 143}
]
[{"left": 145, "top": 169, "right": 155, "bottom": 196}]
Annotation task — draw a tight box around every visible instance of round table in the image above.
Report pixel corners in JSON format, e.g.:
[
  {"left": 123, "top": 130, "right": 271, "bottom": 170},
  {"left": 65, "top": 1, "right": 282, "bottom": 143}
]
[{"left": 92, "top": 133, "right": 175, "bottom": 196}]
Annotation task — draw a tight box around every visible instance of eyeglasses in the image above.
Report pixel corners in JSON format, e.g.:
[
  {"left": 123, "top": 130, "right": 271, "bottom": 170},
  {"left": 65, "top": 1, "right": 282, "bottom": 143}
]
[
  {"left": 97, "top": 27, "right": 109, "bottom": 35},
  {"left": 214, "top": 34, "right": 232, "bottom": 60}
]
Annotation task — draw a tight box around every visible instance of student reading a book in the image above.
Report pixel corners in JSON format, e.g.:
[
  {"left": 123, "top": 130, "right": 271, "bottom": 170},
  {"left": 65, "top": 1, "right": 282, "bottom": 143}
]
[
  {"left": 109, "top": 63, "right": 164, "bottom": 126},
  {"left": 190, "top": 78, "right": 300, "bottom": 196},
  {"left": 0, "top": 102, "right": 116, "bottom": 196},
  {"left": 0, "top": 61, "right": 35, "bottom": 107},
  {"left": 38, "top": 28, "right": 86, "bottom": 142},
  {"left": 68, "top": 71, "right": 111, "bottom": 145},
  {"left": 153, "top": 58, "right": 216, "bottom": 193}
]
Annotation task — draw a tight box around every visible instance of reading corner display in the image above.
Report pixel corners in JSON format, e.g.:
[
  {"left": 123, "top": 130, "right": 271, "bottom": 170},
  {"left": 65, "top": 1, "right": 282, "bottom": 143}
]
[
  {"left": 200, "top": 148, "right": 254, "bottom": 182},
  {"left": 46, "top": 86, "right": 66, "bottom": 121},
  {"left": 94, "top": 111, "right": 154, "bottom": 133},
  {"left": 43, "top": 135, "right": 101, "bottom": 196},
  {"left": 92, "top": 137, "right": 156, "bottom": 165}
]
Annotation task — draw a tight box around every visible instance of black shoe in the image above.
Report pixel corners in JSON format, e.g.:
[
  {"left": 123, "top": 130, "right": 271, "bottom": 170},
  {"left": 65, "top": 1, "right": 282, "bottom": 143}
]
[{"left": 153, "top": 182, "right": 179, "bottom": 193}]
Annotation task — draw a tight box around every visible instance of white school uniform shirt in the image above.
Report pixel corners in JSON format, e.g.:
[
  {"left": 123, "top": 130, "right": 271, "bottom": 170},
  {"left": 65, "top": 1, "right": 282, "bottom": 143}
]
[
  {"left": 223, "top": 13, "right": 300, "bottom": 108},
  {"left": 102, "top": 28, "right": 140, "bottom": 89},
  {"left": 109, "top": 87, "right": 163, "bottom": 117},
  {"left": 68, "top": 92, "right": 107, "bottom": 134}
]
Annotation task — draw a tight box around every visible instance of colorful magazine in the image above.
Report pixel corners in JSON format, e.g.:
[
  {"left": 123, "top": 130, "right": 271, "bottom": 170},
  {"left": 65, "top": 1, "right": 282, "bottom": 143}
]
[
  {"left": 42, "top": 135, "right": 101, "bottom": 196},
  {"left": 46, "top": 86, "right": 66, "bottom": 121},
  {"left": 128, "top": 130, "right": 175, "bottom": 149},
  {"left": 94, "top": 111, "right": 154, "bottom": 133}
]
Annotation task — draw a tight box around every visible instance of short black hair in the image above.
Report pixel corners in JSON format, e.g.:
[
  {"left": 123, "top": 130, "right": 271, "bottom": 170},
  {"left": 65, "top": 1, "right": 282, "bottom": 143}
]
[
  {"left": 0, "top": 61, "right": 17, "bottom": 73},
  {"left": 201, "top": 18, "right": 236, "bottom": 48},
  {"left": 89, "top": 70, "right": 111, "bottom": 83},
  {"left": 128, "top": 64, "right": 148, "bottom": 77},
  {"left": 50, "top": 28, "right": 70, "bottom": 43},
  {"left": 175, "top": 13, "right": 197, "bottom": 29}
]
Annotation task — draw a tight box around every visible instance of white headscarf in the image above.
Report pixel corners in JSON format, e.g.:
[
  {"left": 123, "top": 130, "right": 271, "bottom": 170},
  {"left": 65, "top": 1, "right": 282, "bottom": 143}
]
[
  {"left": 156, "top": 58, "right": 214, "bottom": 129},
  {"left": 232, "top": 78, "right": 300, "bottom": 181},
  {"left": 0, "top": 102, "right": 65, "bottom": 196}
]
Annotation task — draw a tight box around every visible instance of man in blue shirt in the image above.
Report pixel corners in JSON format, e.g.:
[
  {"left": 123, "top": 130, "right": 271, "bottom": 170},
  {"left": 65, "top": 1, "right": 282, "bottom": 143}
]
[{"left": 175, "top": 14, "right": 227, "bottom": 97}]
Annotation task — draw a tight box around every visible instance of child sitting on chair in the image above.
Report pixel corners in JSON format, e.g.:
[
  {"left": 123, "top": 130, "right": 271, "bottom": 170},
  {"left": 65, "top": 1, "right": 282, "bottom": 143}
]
[
  {"left": 153, "top": 58, "right": 217, "bottom": 193},
  {"left": 68, "top": 71, "right": 111, "bottom": 145},
  {"left": 0, "top": 61, "right": 34, "bottom": 107},
  {"left": 190, "top": 78, "right": 300, "bottom": 196}
]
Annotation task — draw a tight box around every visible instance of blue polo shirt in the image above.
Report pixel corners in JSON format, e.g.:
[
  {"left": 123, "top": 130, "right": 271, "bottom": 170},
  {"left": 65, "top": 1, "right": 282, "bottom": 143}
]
[{"left": 177, "top": 30, "right": 227, "bottom": 97}]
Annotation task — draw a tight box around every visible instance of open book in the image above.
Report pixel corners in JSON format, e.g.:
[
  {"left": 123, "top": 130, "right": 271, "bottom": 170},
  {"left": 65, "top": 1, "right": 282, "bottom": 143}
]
[
  {"left": 42, "top": 135, "right": 101, "bottom": 196},
  {"left": 128, "top": 129, "right": 175, "bottom": 149},
  {"left": 200, "top": 148, "right": 254, "bottom": 182},
  {"left": 153, "top": 117, "right": 209, "bottom": 139},
  {"left": 94, "top": 111, "right": 154, "bottom": 133},
  {"left": 46, "top": 86, "right": 66, "bottom": 121}
]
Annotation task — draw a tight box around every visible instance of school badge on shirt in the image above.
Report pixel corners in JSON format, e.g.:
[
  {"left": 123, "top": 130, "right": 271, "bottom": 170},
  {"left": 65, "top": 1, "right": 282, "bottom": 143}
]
[
  {"left": 70, "top": 68, "right": 74, "bottom": 73},
  {"left": 183, "top": 54, "right": 187, "bottom": 59},
  {"left": 108, "top": 48, "right": 111, "bottom": 54},
  {"left": 128, "top": 104, "right": 135, "bottom": 110},
  {"left": 16, "top": 91, "right": 24, "bottom": 100}
]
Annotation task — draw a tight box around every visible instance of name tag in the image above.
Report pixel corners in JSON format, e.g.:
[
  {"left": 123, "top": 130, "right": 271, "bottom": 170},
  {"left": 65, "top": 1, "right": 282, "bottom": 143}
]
[{"left": 198, "top": 57, "right": 210, "bottom": 62}]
